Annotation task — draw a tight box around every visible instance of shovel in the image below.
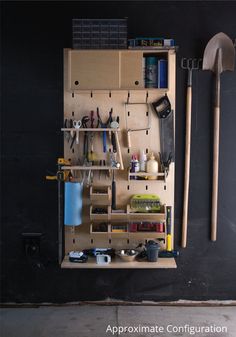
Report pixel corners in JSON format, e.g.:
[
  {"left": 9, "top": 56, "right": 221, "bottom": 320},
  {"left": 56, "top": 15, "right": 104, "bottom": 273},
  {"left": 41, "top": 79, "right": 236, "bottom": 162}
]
[{"left": 203, "top": 32, "right": 235, "bottom": 241}]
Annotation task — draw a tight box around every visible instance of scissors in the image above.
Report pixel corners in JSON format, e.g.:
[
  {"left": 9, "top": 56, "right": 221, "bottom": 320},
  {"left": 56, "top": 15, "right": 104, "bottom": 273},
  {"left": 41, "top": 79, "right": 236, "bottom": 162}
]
[{"left": 73, "top": 120, "right": 82, "bottom": 144}]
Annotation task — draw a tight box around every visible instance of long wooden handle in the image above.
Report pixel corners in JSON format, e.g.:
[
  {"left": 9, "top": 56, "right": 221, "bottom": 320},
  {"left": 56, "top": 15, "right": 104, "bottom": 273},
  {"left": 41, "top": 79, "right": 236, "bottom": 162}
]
[
  {"left": 211, "top": 73, "right": 220, "bottom": 242},
  {"left": 182, "top": 85, "right": 192, "bottom": 248},
  {"left": 115, "top": 131, "right": 124, "bottom": 170},
  {"left": 211, "top": 106, "right": 220, "bottom": 241}
]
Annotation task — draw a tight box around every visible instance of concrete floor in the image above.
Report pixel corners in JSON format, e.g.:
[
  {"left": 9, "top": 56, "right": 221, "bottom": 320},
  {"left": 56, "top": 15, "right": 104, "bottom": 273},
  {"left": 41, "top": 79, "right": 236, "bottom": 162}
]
[{"left": 0, "top": 305, "right": 236, "bottom": 337}]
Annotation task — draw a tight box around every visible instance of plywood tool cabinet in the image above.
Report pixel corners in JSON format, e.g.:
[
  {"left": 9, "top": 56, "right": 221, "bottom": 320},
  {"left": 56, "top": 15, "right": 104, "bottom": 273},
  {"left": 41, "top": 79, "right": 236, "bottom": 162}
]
[{"left": 60, "top": 48, "right": 177, "bottom": 268}]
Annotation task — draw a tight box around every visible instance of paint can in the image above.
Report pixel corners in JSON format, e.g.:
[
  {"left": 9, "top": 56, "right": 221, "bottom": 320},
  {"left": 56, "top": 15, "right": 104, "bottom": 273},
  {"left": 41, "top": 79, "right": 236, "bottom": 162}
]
[{"left": 145, "top": 56, "right": 158, "bottom": 88}]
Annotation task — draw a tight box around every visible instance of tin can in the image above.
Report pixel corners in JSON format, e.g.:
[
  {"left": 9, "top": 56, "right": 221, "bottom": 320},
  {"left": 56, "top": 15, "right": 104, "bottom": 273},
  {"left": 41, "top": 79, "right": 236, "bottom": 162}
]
[{"left": 145, "top": 56, "right": 158, "bottom": 88}]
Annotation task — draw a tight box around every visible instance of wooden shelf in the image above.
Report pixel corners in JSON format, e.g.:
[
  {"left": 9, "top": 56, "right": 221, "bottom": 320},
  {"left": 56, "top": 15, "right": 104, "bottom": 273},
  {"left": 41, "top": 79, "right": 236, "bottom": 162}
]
[
  {"left": 61, "top": 128, "right": 120, "bottom": 132},
  {"left": 61, "top": 166, "right": 120, "bottom": 170},
  {"left": 128, "top": 171, "right": 166, "bottom": 182},
  {"left": 90, "top": 186, "right": 111, "bottom": 205},
  {"left": 61, "top": 255, "right": 177, "bottom": 269}
]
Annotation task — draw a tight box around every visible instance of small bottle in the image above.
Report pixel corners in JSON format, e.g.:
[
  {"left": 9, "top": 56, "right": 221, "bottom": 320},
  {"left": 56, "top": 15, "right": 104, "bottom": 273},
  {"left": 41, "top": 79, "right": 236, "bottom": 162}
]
[
  {"left": 133, "top": 155, "right": 140, "bottom": 180},
  {"left": 130, "top": 155, "right": 135, "bottom": 180},
  {"left": 146, "top": 152, "right": 158, "bottom": 180},
  {"left": 139, "top": 150, "right": 147, "bottom": 172}
]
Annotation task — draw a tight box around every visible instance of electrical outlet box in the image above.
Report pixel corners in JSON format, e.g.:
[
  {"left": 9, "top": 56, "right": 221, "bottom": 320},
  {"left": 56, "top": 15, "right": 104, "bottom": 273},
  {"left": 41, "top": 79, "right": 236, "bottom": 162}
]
[{"left": 21, "top": 233, "right": 42, "bottom": 257}]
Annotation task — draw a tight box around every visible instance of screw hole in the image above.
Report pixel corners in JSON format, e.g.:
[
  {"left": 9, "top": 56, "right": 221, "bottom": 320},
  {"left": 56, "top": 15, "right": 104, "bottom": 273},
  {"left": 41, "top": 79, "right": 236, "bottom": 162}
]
[
  {"left": 135, "top": 81, "right": 139, "bottom": 85},
  {"left": 74, "top": 81, "right": 79, "bottom": 86}
]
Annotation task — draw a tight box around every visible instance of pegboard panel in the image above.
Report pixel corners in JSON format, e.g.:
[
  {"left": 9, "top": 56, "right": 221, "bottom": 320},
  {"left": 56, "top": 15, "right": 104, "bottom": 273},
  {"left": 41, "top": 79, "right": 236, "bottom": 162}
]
[{"left": 63, "top": 49, "right": 176, "bottom": 264}]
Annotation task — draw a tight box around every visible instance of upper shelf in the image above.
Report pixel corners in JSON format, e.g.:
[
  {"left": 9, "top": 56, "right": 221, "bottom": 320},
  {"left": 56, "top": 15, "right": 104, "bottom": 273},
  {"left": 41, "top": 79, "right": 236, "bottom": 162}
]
[
  {"left": 61, "top": 128, "right": 120, "bottom": 132},
  {"left": 67, "top": 49, "right": 174, "bottom": 91}
]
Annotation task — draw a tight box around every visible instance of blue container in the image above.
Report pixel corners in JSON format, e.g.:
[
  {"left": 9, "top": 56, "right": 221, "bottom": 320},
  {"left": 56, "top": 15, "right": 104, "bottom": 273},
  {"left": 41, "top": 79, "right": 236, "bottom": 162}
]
[
  {"left": 64, "top": 182, "right": 83, "bottom": 226},
  {"left": 146, "top": 240, "right": 160, "bottom": 262},
  {"left": 145, "top": 56, "right": 158, "bottom": 88}
]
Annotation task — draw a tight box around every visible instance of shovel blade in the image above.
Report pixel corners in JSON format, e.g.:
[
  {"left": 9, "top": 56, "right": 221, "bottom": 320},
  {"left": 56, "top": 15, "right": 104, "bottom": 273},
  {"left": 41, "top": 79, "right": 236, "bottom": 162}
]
[{"left": 203, "top": 32, "right": 235, "bottom": 73}]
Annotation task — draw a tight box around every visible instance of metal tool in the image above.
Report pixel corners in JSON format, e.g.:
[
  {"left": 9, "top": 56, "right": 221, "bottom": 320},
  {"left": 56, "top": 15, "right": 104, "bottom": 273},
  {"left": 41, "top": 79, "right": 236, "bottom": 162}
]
[
  {"left": 110, "top": 116, "right": 124, "bottom": 170},
  {"left": 73, "top": 119, "right": 82, "bottom": 144},
  {"left": 152, "top": 94, "right": 174, "bottom": 176},
  {"left": 203, "top": 32, "right": 235, "bottom": 241},
  {"left": 97, "top": 107, "right": 113, "bottom": 152},
  {"left": 64, "top": 119, "right": 71, "bottom": 143},
  {"left": 81, "top": 116, "right": 90, "bottom": 164},
  {"left": 111, "top": 170, "right": 116, "bottom": 210},
  {"left": 125, "top": 103, "right": 151, "bottom": 149},
  {"left": 181, "top": 58, "right": 201, "bottom": 248}
]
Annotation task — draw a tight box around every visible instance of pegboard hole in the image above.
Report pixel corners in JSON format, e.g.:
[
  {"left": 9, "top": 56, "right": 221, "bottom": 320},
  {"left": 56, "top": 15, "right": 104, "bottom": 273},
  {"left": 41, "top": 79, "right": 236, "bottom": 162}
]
[{"left": 146, "top": 130, "right": 149, "bottom": 136}]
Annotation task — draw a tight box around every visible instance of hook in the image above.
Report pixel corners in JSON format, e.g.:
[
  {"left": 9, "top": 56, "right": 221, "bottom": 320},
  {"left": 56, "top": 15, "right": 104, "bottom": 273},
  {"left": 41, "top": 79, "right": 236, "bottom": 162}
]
[{"left": 127, "top": 91, "right": 130, "bottom": 104}]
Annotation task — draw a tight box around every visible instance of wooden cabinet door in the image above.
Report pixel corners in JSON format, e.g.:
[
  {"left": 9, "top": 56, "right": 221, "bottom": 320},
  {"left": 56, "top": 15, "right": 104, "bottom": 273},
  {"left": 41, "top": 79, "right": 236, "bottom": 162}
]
[
  {"left": 69, "top": 50, "right": 120, "bottom": 90},
  {"left": 120, "top": 51, "right": 144, "bottom": 89}
]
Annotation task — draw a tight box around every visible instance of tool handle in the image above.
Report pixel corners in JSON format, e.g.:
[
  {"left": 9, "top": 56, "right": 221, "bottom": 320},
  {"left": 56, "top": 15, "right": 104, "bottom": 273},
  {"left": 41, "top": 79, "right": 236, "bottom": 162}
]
[
  {"left": 111, "top": 132, "right": 117, "bottom": 153},
  {"left": 211, "top": 74, "right": 220, "bottom": 241},
  {"left": 115, "top": 131, "right": 124, "bottom": 170},
  {"left": 211, "top": 105, "right": 220, "bottom": 241},
  {"left": 127, "top": 130, "right": 131, "bottom": 148},
  {"left": 103, "top": 131, "right": 107, "bottom": 152},
  {"left": 182, "top": 85, "right": 192, "bottom": 248},
  {"left": 112, "top": 179, "right": 116, "bottom": 210},
  {"left": 166, "top": 206, "right": 172, "bottom": 252},
  {"left": 76, "top": 130, "right": 79, "bottom": 145}
]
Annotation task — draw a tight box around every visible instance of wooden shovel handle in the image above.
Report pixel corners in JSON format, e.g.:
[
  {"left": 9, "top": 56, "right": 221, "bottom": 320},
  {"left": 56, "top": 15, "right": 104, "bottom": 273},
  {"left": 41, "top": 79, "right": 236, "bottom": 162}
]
[
  {"left": 182, "top": 85, "right": 192, "bottom": 248},
  {"left": 211, "top": 106, "right": 220, "bottom": 241}
]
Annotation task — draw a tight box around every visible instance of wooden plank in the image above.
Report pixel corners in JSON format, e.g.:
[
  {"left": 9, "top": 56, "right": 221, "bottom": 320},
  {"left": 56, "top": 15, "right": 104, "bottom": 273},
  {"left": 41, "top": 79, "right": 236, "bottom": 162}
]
[
  {"left": 61, "top": 166, "right": 119, "bottom": 170},
  {"left": 61, "top": 256, "right": 177, "bottom": 269},
  {"left": 61, "top": 128, "right": 121, "bottom": 132},
  {"left": 69, "top": 50, "right": 120, "bottom": 90}
]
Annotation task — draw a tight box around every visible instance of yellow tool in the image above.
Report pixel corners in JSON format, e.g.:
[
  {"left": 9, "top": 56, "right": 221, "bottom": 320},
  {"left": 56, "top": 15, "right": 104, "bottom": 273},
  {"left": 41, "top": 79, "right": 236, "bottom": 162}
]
[
  {"left": 166, "top": 206, "right": 172, "bottom": 251},
  {"left": 46, "top": 158, "right": 71, "bottom": 181}
]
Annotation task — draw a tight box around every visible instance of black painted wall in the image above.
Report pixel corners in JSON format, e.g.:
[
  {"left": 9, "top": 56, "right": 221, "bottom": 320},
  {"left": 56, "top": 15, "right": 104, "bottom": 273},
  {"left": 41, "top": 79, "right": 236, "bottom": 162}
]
[{"left": 1, "top": 1, "right": 236, "bottom": 303}]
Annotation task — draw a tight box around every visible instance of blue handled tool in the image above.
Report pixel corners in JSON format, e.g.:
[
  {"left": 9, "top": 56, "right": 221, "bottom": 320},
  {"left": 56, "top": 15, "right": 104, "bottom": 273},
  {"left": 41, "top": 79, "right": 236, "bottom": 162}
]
[{"left": 96, "top": 107, "right": 113, "bottom": 153}]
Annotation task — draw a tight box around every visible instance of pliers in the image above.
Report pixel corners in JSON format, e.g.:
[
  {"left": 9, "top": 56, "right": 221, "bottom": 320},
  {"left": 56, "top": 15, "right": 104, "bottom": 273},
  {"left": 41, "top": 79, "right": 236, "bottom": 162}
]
[{"left": 96, "top": 107, "right": 113, "bottom": 153}]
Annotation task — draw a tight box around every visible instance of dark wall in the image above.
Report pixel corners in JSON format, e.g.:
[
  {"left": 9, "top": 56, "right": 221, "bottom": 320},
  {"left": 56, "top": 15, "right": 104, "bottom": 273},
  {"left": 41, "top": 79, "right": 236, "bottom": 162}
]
[{"left": 1, "top": 1, "right": 236, "bottom": 303}]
